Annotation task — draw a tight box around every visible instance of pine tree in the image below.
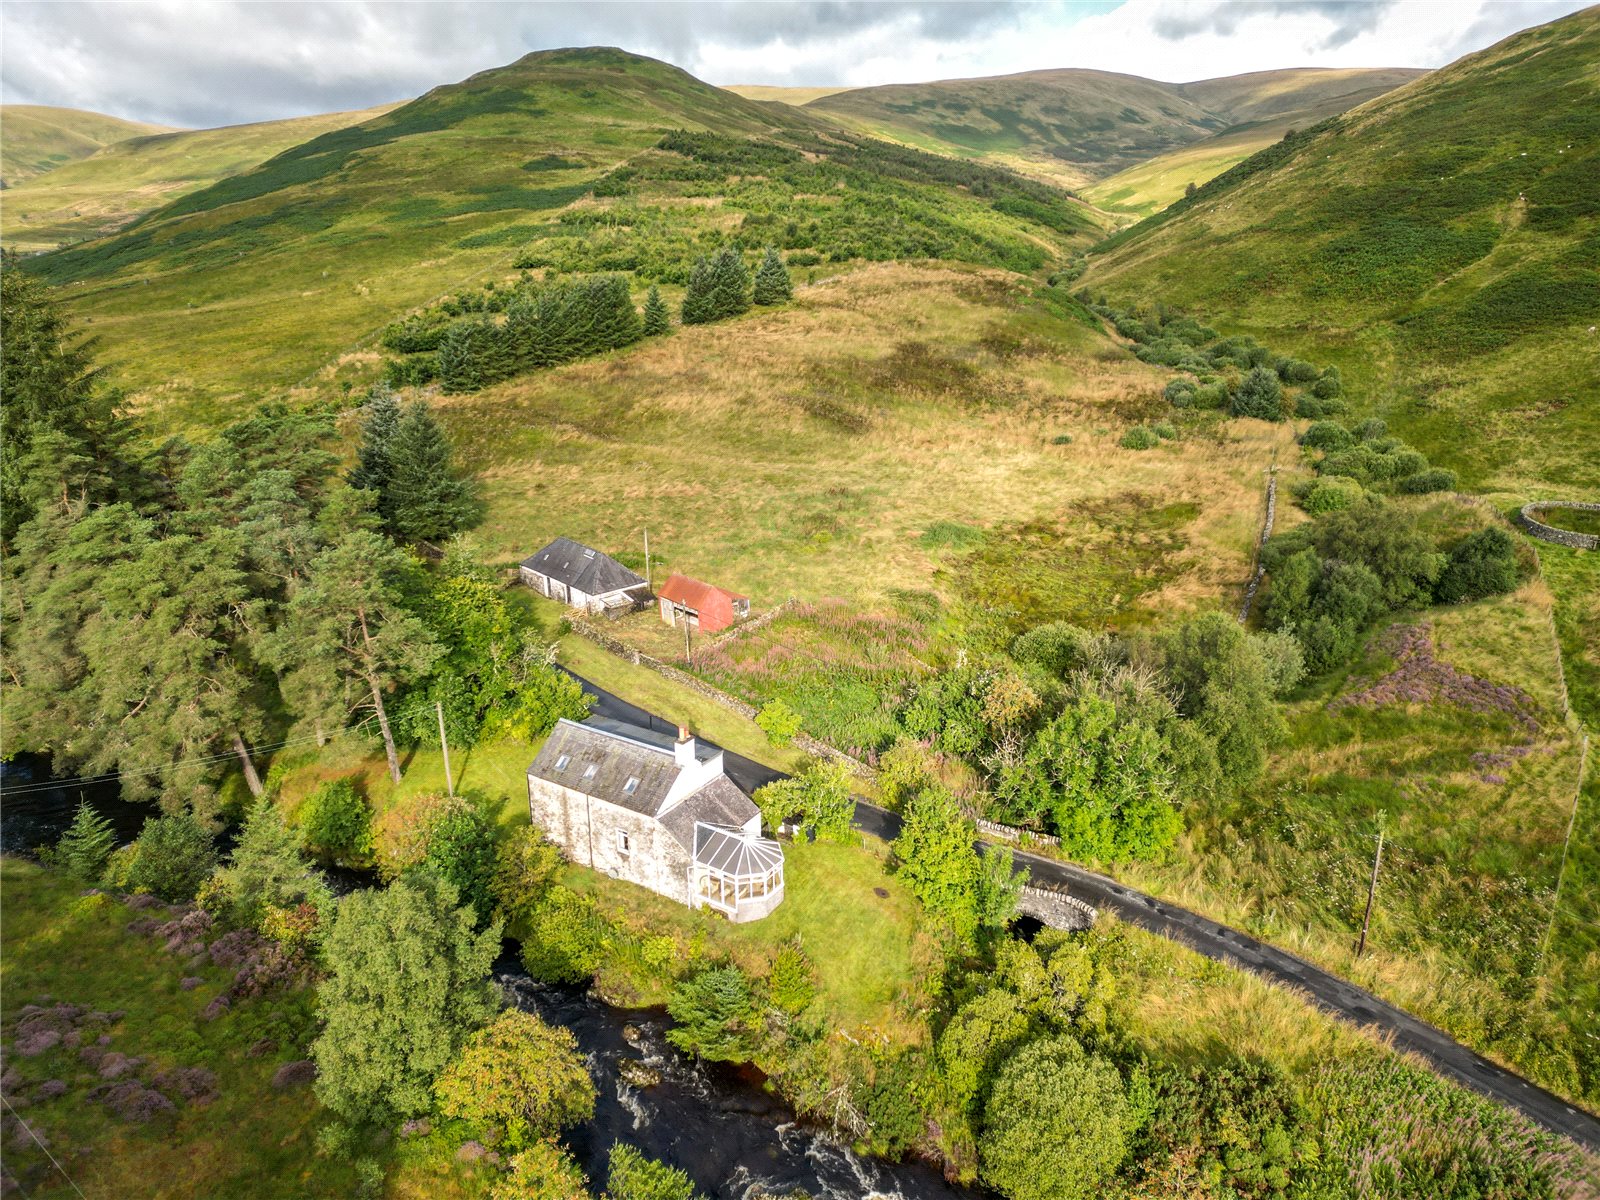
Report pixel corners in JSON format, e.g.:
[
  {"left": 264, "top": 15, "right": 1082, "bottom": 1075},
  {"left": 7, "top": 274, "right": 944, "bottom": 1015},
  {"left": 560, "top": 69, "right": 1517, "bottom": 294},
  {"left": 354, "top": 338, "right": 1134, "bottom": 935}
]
[
  {"left": 383, "top": 401, "right": 482, "bottom": 545},
  {"left": 752, "top": 246, "right": 793, "bottom": 306},
  {"left": 641, "top": 285, "right": 670, "bottom": 336},
  {"left": 708, "top": 245, "right": 751, "bottom": 320},
  {"left": 681, "top": 256, "right": 714, "bottom": 326},
  {"left": 57, "top": 799, "right": 117, "bottom": 883},
  {"left": 348, "top": 386, "right": 400, "bottom": 498}
]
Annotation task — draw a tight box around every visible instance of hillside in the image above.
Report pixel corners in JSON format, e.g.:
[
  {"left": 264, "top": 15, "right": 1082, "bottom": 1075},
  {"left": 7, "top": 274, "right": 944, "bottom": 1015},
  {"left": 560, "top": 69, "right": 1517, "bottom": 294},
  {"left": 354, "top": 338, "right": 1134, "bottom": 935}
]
[
  {"left": 1084, "top": 6, "right": 1600, "bottom": 496},
  {"left": 722, "top": 84, "right": 850, "bottom": 105},
  {"left": 807, "top": 66, "right": 1420, "bottom": 191},
  {"left": 0, "top": 104, "right": 400, "bottom": 253},
  {"left": 25, "top": 47, "right": 1103, "bottom": 425},
  {"left": 0, "top": 105, "right": 174, "bottom": 187},
  {"left": 1085, "top": 68, "right": 1426, "bottom": 216}
]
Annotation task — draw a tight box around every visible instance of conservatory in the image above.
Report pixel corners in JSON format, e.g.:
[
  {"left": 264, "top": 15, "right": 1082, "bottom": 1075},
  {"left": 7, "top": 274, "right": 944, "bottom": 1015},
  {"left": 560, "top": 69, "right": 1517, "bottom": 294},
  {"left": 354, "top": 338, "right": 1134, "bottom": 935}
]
[{"left": 690, "top": 822, "right": 786, "bottom": 923}]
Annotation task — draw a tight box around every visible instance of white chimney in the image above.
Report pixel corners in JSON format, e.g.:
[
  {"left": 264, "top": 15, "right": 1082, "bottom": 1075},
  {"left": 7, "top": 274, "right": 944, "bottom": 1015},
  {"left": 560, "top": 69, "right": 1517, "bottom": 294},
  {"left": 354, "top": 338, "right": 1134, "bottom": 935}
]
[{"left": 674, "top": 724, "right": 696, "bottom": 768}]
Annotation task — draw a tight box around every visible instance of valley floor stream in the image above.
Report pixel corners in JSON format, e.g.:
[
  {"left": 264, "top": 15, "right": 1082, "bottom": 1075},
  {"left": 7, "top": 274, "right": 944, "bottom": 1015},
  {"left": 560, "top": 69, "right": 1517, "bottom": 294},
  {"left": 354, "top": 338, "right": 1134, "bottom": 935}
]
[{"left": 498, "top": 968, "right": 980, "bottom": 1200}]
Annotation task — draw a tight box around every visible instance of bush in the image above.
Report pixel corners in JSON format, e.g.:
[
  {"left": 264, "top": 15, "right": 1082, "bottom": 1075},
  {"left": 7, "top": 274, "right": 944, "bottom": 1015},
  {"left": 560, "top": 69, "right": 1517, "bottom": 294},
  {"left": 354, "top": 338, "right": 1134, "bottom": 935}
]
[
  {"left": 1231, "top": 367, "right": 1284, "bottom": 421},
  {"left": 434, "top": 1010, "right": 595, "bottom": 1149},
  {"left": 487, "top": 662, "right": 592, "bottom": 743},
  {"left": 855, "top": 1051, "right": 929, "bottom": 1158},
  {"left": 521, "top": 886, "right": 609, "bottom": 983},
  {"left": 1051, "top": 433, "right": 1073, "bottom": 445},
  {"left": 128, "top": 813, "right": 217, "bottom": 902},
  {"left": 666, "top": 965, "right": 761, "bottom": 1062},
  {"left": 1278, "top": 358, "right": 1320, "bottom": 384},
  {"left": 420, "top": 796, "right": 497, "bottom": 924},
  {"left": 1435, "top": 527, "right": 1519, "bottom": 604},
  {"left": 1300, "top": 421, "right": 1353, "bottom": 452},
  {"left": 1120, "top": 426, "right": 1160, "bottom": 450},
  {"left": 606, "top": 1145, "right": 700, "bottom": 1200},
  {"left": 1011, "top": 622, "right": 1103, "bottom": 677},
  {"left": 1294, "top": 390, "right": 1347, "bottom": 419},
  {"left": 767, "top": 941, "right": 817, "bottom": 1016},
  {"left": 979, "top": 1036, "right": 1131, "bottom": 1200},
  {"left": 1163, "top": 378, "right": 1196, "bottom": 406},
  {"left": 299, "top": 778, "right": 372, "bottom": 865},
  {"left": 493, "top": 1140, "right": 588, "bottom": 1200},
  {"left": 1398, "top": 468, "right": 1458, "bottom": 494},
  {"left": 1353, "top": 417, "right": 1388, "bottom": 442},
  {"left": 1301, "top": 478, "right": 1364, "bottom": 514},
  {"left": 755, "top": 698, "right": 803, "bottom": 747},
  {"left": 1310, "top": 367, "right": 1342, "bottom": 399},
  {"left": 1152, "top": 422, "right": 1177, "bottom": 440},
  {"left": 56, "top": 800, "right": 116, "bottom": 883},
  {"left": 1192, "top": 380, "right": 1229, "bottom": 409},
  {"left": 753, "top": 760, "right": 855, "bottom": 841},
  {"left": 489, "top": 825, "right": 563, "bottom": 933}
]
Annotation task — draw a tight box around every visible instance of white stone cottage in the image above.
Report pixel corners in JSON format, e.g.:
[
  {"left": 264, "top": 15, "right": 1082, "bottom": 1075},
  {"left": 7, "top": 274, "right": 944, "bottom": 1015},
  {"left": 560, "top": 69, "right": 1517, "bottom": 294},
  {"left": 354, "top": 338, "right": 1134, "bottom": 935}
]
[
  {"left": 520, "top": 537, "right": 650, "bottom": 614},
  {"left": 526, "top": 717, "right": 785, "bottom": 922}
]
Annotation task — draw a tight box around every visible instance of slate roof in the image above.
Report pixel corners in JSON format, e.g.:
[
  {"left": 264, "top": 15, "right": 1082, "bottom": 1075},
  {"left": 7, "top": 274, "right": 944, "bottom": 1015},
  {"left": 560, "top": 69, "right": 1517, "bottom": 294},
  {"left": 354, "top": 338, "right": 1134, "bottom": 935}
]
[
  {"left": 693, "top": 823, "right": 784, "bottom": 877},
  {"left": 529, "top": 718, "right": 694, "bottom": 817},
  {"left": 521, "top": 537, "right": 647, "bottom": 597},
  {"left": 657, "top": 574, "right": 747, "bottom": 611},
  {"left": 659, "top": 775, "right": 760, "bottom": 851}
]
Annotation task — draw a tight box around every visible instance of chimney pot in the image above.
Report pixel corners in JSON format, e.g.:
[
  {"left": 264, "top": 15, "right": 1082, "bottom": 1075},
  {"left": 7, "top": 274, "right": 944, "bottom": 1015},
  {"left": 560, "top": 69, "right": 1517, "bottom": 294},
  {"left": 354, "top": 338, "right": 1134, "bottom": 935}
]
[{"left": 674, "top": 725, "right": 695, "bottom": 768}]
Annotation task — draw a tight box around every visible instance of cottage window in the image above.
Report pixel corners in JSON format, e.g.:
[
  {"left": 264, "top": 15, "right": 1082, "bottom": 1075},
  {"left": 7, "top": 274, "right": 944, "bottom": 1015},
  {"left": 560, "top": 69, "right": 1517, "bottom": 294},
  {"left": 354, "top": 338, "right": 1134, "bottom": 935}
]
[
  {"left": 554, "top": 755, "right": 570, "bottom": 771},
  {"left": 582, "top": 764, "right": 598, "bottom": 780},
  {"left": 616, "top": 830, "right": 631, "bottom": 855},
  {"left": 623, "top": 777, "right": 639, "bottom": 795}
]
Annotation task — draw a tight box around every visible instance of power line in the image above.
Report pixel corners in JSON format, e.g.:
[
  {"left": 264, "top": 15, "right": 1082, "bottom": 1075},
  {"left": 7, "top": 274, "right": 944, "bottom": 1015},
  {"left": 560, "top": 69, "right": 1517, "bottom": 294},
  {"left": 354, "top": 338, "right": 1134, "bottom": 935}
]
[{"left": 1, "top": 1094, "right": 90, "bottom": 1200}]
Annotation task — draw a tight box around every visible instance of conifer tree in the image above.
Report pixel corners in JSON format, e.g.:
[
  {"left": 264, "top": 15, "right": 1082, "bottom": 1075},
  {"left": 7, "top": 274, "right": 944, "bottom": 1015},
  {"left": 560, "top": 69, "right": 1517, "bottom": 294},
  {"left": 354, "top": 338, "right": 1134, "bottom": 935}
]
[
  {"left": 348, "top": 386, "right": 400, "bottom": 499},
  {"left": 641, "top": 285, "right": 670, "bottom": 336},
  {"left": 681, "top": 256, "right": 714, "bottom": 325},
  {"left": 752, "top": 246, "right": 793, "bottom": 306},
  {"left": 708, "top": 245, "right": 751, "bottom": 319},
  {"left": 383, "top": 401, "right": 483, "bottom": 545},
  {"left": 57, "top": 799, "right": 117, "bottom": 883}
]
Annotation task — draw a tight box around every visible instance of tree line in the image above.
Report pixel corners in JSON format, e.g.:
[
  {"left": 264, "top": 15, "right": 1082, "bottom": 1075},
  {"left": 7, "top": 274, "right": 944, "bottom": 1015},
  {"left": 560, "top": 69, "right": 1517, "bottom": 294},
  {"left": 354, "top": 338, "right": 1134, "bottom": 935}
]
[
  {"left": 1, "top": 268, "right": 575, "bottom": 815},
  {"left": 383, "top": 247, "right": 792, "bottom": 392}
]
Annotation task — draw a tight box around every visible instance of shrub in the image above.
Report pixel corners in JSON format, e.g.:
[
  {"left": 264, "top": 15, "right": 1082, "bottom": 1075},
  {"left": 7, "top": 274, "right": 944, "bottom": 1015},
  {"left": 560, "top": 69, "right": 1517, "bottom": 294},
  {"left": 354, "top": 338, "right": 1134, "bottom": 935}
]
[
  {"left": 1152, "top": 422, "right": 1177, "bottom": 440},
  {"left": 521, "top": 886, "right": 609, "bottom": 983},
  {"left": 753, "top": 760, "right": 855, "bottom": 841},
  {"left": 1398, "top": 468, "right": 1457, "bottom": 494},
  {"left": 487, "top": 662, "right": 591, "bottom": 743},
  {"left": 1137, "top": 1061, "right": 1306, "bottom": 1199},
  {"left": 767, "top": 941, "right": 817, "bottom": 1016},
  {"left": 1435, "top": 527, "right": 1519, "bottom": 604},
  {"left": 1011, "top": 622, "right": 1104, "bottom": 678},
  {"left": 1192, "top": 380, "right": 1229, "bottom": 409},
  {"left": 855, "top": 1051, "right": 929, "bottom": 1158},
  {"left": 666, "top": 965, "right": 761, "bottom": 1062},
  {"left": 299, "top": 778, "right": 371, "bottom": 865},
  {"left": 1120, "top": 426, "right": 1160, "bottom": 450},
  {"left": 979, "top": 1037, "right": 1131, "bottom": 1200},
  {"left": 489, "top": 825, "right": 564, "bottom": 933},
  {"left": 128, "top": 813, "right": 217, "bottom": 902},
  {"left": 219, "top": 798, "right": 333, "bottom": 933},
  {"left": 492, "top": 1139, "right": 589, "bottom": 1200},
  {"left": 1163, "top": 378, "right": 1196, "bottom": 406},
  {"left": 1051, "top": 433, "right": 1074, "bottom": 445},
  {"left": 1353, "top": 417, "right": 1388, "bottom": 442},
  {"left": 1231, "top": 367, "right": 1284, "bottom": 421},
  {"left": 1301, "top": 478, "right": 1364, "bottom": 514},
  {"left": 1310, "top": 367, "right": 1342, "bottom": 399},
  {"left": 606, "top": 1145, "right": 700, "bottom": 1200},
  {"left": 1294, "top": 391, "right": 1347, "bottom": 419},
  {"left": 56, "top": 800, "right": 116, "bottom": 883},
  {"left": 1278, "top": 358, "right": 1320, "bottom": 384},
  {"left": 1300, "top": 421, "right": 1353, "bottom": 452},
  {"left": 434, "top": 1010, "right": 595, "bottom": 1149},
  {"left": 755, "top": 698, "right": 803, "bottom": 747},
  {"left": 420, "top": 796, "right": 497, "bottom": 924}
]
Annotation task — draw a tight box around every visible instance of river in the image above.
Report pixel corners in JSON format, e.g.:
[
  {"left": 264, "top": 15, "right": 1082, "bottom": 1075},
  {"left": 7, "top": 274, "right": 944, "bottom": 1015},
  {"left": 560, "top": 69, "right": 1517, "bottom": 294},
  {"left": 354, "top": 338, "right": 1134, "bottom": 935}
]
[
  {"left": 500, "top": 970, "right": 983, "bottom": 1200},
  {"left": 0, "top": 753, "right": 155, "bottom": 855}
]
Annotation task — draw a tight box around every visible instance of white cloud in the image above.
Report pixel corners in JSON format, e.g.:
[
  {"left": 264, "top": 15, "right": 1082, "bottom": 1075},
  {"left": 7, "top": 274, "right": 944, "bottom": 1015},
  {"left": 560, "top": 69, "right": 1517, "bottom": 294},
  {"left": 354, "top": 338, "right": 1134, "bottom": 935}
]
[{"left": 0, "top": 0, "right": 1589, "bottom": 128}]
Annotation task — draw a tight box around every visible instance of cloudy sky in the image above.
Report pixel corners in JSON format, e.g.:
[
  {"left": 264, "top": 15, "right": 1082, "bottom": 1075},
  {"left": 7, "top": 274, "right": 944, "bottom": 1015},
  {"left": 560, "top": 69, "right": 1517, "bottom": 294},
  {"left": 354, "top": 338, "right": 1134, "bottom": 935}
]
[{"left": 3, "top": 0, "right": 1590, "bottom": 129}]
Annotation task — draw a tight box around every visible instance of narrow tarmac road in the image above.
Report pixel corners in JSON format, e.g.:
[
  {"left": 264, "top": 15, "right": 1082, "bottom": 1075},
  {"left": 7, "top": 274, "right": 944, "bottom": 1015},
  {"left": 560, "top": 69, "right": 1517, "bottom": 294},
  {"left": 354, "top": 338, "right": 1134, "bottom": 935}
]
[{"left": 572, "top": 672, "right": 1600, "bottom": 1151}]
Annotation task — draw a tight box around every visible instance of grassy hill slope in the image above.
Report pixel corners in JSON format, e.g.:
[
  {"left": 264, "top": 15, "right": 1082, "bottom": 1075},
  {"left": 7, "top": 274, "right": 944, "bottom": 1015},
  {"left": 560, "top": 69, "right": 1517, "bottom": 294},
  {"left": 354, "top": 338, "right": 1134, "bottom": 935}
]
[
  {"left": 0, "top": 104, "right": 400, "bottom": 253},
  {"left": 0, "top": 105, "right": 174, "bottom": 186},
  {"left": 1085, "top": 68, "right": 1426, "bottom": 216},
  {"left": 807, "top": 66, "right": 1420, "bottom": 192},
  {"left": 722, "top": 84, "right": 850, "bottom": 105},
  {"left": 27, "top": 47, "right": 1101, "bottom": 427},
  {"left": 1083, "top": 7, "right": 1600, "bottom": 496}
]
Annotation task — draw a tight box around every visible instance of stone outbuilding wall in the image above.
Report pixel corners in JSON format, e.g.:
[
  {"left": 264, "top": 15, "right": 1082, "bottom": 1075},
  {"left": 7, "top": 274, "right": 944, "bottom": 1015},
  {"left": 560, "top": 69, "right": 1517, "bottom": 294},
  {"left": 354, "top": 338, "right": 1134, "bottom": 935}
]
[{"left": 1518, "top": 502, "right": 1600, "bottom": 551}]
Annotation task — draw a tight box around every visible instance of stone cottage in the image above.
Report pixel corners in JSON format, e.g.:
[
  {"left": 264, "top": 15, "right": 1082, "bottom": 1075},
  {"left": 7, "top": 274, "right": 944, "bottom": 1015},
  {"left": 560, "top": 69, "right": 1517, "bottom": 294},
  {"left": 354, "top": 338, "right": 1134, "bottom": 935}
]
[
  {"left": 526, "top": 717, "right": 785, "bottom": 922},
  {"left": 520, "top": 537, "right": 650, "bottom": 614}
]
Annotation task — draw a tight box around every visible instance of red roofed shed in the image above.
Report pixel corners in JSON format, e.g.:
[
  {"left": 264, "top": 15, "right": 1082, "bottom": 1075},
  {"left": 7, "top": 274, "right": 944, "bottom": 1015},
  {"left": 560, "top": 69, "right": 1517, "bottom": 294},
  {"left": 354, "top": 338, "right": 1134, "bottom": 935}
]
[{"left": 657, "top": 574, "right": 750, "bottom": 634}]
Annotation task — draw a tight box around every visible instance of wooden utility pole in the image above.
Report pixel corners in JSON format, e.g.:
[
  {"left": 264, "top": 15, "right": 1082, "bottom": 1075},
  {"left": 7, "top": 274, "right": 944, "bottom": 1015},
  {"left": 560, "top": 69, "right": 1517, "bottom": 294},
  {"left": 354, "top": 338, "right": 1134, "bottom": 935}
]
[
  {"left": 679, "top": 604, "right": 693, "bottom": 663},
  {"left": 1356, "top": 810, "right": 1386, "bottom": 958},
  {"left": 644, "top": 528, "right": 651, "bottom": 589},
  {"left": 436, "top": 700, "right": 455, "bottom": 798}
]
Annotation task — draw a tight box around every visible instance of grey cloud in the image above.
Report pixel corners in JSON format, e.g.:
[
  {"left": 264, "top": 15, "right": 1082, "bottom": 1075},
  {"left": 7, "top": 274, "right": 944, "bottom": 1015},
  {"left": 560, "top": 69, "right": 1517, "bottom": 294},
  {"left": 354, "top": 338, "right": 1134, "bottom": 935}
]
[
  {"left": 0, "top": 1, "right": 1026, "bottom": 128},
  {"left": 1152, "top": 1, "right": 1399, "bottom": 51}
]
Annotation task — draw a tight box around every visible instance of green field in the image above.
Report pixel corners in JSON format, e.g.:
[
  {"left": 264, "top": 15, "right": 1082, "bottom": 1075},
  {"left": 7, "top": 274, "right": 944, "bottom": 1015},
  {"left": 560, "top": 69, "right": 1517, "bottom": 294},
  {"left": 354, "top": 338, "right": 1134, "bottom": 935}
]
[
  {"left": 0, "top": 105, "right": 174, "bottom": 186},
  {"left": 1, "top": 104, "right": 398, "bottom": 252}
]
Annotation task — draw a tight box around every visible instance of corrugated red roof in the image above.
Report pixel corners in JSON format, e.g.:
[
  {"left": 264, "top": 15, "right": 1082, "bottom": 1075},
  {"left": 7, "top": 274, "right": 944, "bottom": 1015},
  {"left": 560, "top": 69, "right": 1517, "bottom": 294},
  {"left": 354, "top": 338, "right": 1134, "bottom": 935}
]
[{"left": 657, "top": 573, "right": 746, "bottom": 610}]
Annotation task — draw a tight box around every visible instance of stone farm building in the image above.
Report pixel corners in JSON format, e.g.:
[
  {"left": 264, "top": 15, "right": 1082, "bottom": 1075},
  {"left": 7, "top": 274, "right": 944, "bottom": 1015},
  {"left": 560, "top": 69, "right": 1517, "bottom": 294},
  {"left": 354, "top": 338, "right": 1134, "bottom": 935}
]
[
  {"left": 527, "top": 717, "right": 785, "bottom": 922},
  {"left": 657, "top": 573, "right": 750, "bottom": 634},
  {"left": 519, "top": 537, "right": 651, "bottom": 614}
]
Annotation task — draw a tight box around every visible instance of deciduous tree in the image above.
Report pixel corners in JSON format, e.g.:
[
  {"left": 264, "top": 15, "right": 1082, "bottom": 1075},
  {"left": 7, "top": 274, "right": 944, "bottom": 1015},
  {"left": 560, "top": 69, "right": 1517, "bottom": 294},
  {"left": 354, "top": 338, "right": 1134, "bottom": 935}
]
[{"left": 434, "top": 1010, "right": 595, "bottom": 1148}]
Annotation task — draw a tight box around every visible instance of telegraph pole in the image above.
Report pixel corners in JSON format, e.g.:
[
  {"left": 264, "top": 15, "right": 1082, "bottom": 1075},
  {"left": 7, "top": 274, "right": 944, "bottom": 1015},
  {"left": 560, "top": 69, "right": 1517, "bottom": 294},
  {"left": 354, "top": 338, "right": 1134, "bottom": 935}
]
[
  {"left": 679, "top": 603, "right": 693, "bottom": 663},
  {"left": 644, "top": 528, "right": 651, "bottom": 589},
  {"left": 1355, "top": 810, "right": 1386, "bottom": 958},
  {"left": 436, "top": 700, "right": 455, "bottom": 798}
]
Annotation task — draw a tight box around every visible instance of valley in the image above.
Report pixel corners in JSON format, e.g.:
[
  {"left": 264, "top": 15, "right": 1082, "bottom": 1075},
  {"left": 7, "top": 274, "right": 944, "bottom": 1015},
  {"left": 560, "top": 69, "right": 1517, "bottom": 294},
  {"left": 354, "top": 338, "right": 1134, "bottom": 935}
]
[{"left": 3, "top": 6, "right": 1598, "bottom": 1199}]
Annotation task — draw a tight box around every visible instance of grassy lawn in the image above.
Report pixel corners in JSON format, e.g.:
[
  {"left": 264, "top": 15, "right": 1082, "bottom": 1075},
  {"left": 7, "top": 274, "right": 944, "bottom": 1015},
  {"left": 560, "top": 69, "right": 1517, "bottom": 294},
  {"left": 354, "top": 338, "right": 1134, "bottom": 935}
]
[{"left": 567, "top": 835, "right": 939, "bottom": 1038}]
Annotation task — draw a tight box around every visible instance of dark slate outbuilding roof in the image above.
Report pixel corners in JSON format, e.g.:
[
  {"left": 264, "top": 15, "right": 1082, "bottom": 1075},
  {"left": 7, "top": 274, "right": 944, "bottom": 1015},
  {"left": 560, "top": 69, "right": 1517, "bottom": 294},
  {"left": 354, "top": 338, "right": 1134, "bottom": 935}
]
[
  {"left": 659, "top": 775, "right": 760, "bottom": 851},
  {"left": 521, "top": 537, "right": 647, "bottom": 597}
]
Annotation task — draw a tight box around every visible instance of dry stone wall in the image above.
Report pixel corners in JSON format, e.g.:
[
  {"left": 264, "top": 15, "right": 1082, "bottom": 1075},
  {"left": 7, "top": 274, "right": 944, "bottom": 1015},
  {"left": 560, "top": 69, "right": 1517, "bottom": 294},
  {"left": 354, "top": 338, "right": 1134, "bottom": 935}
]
[
  {"left": 1016, "top": 884, "right": 1097, "bottom": 931},
  {"left": 1518, "top": 502, "right": 1600, "bottom": 551}
]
